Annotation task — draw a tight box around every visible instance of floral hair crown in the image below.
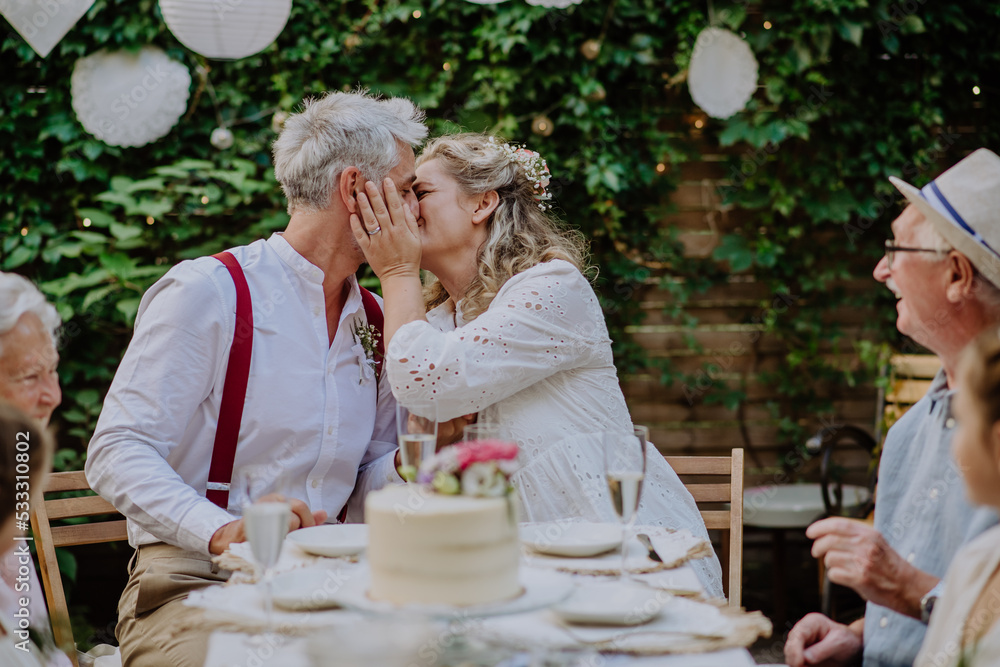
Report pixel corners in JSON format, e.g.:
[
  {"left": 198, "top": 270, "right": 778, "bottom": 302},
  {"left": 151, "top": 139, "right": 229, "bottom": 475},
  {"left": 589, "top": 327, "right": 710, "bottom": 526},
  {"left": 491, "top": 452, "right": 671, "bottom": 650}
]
[{"left": 486, "top": 136, "right": 553, "bottom": 211}]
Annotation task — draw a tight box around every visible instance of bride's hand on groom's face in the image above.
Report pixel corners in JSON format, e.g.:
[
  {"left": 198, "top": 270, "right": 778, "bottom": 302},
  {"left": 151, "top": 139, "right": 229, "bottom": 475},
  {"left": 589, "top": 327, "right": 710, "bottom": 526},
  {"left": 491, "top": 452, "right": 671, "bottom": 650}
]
[{"left": 350, "top": 178, "right": 422, "bottom": 280}]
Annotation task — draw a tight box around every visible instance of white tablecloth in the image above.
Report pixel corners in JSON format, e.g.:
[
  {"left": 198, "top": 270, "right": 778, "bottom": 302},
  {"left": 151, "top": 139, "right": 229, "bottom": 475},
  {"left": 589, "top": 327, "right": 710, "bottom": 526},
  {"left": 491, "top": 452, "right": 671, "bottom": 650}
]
[{"left": 192, "top": 526, "right": 763, "bottom": 666}]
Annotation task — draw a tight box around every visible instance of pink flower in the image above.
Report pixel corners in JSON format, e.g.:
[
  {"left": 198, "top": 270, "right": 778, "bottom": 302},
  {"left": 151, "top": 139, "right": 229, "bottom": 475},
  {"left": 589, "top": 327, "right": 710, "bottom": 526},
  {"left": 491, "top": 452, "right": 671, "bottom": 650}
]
[{"left": 454, "top": 440, "right": 519, "bottom": 470}]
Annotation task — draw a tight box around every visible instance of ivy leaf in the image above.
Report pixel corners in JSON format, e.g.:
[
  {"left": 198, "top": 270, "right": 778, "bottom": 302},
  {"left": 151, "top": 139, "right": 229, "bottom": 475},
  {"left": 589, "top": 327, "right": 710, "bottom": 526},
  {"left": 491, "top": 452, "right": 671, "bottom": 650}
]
[
  {"left": 110, "top": 221, "right": 143, "bottom": 242},
  {"left": 712, "top": 234, "right": 754, "bottom": 272},
  {"left": 837, "top": 20, "right": 864, "bottom": 47},
  {"left": 3, "top": 246, "right": 35, "bottom": 269},
  {"left": 76, "top": 208, "right": 116, "bottom": 228},
  {"left": 116, "top": 298, "right": 141, "bottom": 323}
]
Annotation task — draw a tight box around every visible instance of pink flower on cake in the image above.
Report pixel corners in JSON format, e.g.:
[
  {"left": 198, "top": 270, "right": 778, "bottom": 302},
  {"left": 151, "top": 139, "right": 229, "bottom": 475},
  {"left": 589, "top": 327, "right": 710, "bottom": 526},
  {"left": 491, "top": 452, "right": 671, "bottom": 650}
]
[{"left": 454, "top": 439, "right": 519, "bottom": 470}]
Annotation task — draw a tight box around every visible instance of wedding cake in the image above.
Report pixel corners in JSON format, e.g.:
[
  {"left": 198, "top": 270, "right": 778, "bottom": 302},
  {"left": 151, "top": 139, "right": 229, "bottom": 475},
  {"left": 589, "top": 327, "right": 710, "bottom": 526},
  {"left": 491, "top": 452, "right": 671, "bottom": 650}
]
[{"left": 365, "top": 440, "right": 522, "bottom": 606}]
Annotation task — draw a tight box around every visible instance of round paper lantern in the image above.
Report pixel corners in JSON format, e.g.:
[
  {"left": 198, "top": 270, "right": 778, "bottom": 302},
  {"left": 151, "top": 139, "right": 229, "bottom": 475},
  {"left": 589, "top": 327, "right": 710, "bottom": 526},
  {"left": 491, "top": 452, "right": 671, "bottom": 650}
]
[
  {"left": 71, "top": 46, "right": 191, "bottom": 148},
  {"left": 525, "top": 0, "right": 582, "bottom": 7},
  {"left": 159, "top": 0, "right": 292, "bottom": 60},
  {"left": 687, "top": 27, "right": 759, "bottom": 119}
]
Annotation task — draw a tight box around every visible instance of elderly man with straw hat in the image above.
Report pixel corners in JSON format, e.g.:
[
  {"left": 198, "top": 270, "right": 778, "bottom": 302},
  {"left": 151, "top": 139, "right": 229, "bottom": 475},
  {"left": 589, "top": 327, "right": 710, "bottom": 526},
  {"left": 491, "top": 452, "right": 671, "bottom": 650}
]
[{"left": 786, "top": 149, "right": 1000, "bottom": 667}]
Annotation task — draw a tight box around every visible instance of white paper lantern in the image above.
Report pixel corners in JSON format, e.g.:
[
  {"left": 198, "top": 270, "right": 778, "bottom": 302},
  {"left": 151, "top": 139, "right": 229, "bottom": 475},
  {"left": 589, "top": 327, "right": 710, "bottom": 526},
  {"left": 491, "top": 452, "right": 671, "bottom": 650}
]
[
  {"left": 71, "top": 46, "right": 191, "bottom": 148},
  {"left": 0, "top": 0, "right": 94, "bottom": 58},
  {"left": 687, "top": 27, "right": 759, "bottom": 119},
  {"left": 525, "top": 0, "right": 582, "bottom": 7},
  {"left": 159, "top": 0, "right": 292, "bottom": 60}
]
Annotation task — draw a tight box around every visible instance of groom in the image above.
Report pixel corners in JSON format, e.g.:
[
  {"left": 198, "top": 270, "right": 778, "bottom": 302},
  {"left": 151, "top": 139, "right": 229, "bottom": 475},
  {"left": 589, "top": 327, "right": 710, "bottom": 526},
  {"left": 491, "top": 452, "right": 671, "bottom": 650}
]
[{"left": 86, "top": 90, "right": 426, "bottom": 667}]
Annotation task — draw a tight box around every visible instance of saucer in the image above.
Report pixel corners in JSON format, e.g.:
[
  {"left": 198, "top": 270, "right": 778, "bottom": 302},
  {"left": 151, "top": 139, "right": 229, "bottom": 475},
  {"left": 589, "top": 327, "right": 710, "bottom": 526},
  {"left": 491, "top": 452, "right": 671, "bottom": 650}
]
[
  {"left": 551, "top": 581, "right": 667, "bottom": 626},
  {"left": 286, "top": 524, "right": 367, "bottom": 558},
  {"left": 520, "top": 522, "right": 622, "bottom": 558}
]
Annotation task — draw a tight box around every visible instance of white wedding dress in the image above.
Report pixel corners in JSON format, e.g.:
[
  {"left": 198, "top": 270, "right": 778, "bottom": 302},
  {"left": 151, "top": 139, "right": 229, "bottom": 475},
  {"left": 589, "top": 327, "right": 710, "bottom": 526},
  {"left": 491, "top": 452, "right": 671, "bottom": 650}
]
[{"left": 387, "top": 259, "right": 724, "bottom": 597}]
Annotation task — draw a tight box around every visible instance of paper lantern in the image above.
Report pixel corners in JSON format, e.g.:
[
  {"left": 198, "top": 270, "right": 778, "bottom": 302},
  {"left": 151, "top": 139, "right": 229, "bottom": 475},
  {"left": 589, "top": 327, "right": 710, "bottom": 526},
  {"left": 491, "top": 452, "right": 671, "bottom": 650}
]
[
  {"left": 687, "top": 27, "right": 759, "bottom": 119},
  {"left": 1, "top": 0, "right": 94, "bottom": 58},
  {"left": 71, "top": 46, "right": 191, "bottom": 148},
  {"left": 525, "top": 0, "right": 582, "bottom": 7},
  {"left": 159, "top": 0, "right": 292, "bottom": 60}
]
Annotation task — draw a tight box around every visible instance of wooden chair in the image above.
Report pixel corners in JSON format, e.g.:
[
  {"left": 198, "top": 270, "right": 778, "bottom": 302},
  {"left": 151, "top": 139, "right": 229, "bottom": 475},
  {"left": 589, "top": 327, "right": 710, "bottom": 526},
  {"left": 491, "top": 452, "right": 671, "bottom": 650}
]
[
  {"left": 29, "top": 471, "right": 128, "bottom": 667},
  {"left": 665, "top": 448, "right": 744, "bottom": 609}
]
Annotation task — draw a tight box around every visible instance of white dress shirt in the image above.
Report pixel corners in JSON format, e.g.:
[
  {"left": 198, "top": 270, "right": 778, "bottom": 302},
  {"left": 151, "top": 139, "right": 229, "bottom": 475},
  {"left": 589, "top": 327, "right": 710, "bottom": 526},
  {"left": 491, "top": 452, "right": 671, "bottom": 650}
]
[
  {"left": 86, "top": 234, "right": 399, "bottom": 554},
  {"left": 387, "top": 259, "right": 723, "bottom": 597}
]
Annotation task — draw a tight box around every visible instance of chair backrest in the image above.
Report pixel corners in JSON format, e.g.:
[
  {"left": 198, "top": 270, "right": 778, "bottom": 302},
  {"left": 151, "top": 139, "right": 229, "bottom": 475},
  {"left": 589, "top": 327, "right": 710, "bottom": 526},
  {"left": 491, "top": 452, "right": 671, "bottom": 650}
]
[
  {"left": 881, "top": 353, "right": 941, "bottom": 431},
  {"left": 29, "top": 470, "right": 128, "bottom": 667},
  {"left": 664, "top": 449, "right": 744, "bottom": 609}
]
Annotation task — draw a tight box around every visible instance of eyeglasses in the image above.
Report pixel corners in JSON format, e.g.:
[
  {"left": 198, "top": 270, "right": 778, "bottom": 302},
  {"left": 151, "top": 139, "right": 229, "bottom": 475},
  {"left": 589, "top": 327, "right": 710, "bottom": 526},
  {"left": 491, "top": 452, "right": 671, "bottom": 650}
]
[{"left": 884, "top": 240, "right": 951, "bottom": 270}]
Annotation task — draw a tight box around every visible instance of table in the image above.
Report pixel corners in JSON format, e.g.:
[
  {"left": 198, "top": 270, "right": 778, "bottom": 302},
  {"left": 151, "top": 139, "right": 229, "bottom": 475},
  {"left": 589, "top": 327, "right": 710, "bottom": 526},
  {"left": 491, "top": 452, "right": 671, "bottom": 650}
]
[{"left": 190, "top": 526, "right": 765, "bottom": 666}]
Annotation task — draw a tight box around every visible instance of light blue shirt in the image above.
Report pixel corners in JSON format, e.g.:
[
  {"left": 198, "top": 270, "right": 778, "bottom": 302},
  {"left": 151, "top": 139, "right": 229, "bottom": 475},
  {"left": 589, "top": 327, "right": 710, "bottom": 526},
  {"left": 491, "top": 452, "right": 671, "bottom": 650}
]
[{"left": 863, "top": 370, "right": 997, "bottom": 667}]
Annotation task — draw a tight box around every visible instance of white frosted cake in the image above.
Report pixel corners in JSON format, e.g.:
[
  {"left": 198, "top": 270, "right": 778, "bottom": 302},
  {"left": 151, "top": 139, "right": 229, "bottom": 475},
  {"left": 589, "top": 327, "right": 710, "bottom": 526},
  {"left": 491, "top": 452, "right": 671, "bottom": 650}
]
[{"left": 365, "top": 484, "right": 521, "bottom": 606}]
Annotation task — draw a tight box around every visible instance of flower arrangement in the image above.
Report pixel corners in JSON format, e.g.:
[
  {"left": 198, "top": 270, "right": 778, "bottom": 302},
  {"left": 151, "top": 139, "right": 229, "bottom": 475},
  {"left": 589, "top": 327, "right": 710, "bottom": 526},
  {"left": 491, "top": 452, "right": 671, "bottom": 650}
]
[
  {"left": 487, "top": 136, "right": 553, "bottom": 210},
  {"left": 417, "top": 439, "right": 519, "bottom": 497},
  {"left": 351, "top": 319, "right": 381, "bottom": 384}
]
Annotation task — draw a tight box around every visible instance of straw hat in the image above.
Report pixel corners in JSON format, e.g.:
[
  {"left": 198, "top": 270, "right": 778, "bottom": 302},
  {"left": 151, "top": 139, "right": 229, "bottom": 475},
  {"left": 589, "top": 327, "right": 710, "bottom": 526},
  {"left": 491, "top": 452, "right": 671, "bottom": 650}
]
[{"left": 890, "top": 148, "right": 1000, "bottom": 287}]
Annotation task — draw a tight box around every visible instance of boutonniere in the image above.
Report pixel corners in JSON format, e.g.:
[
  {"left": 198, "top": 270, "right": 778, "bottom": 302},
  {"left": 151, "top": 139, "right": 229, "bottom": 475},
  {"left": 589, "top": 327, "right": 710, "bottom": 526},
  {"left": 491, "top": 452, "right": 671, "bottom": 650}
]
[{"left": 351, "top": 319, "right": 381, "bottom": 385}]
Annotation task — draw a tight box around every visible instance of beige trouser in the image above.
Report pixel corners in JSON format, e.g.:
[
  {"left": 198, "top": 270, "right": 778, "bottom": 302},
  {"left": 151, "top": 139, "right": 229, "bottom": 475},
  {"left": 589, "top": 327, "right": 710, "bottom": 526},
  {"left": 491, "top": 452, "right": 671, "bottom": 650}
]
[{"left": 117, "top": 543, "right": 230, "bottom": 667}]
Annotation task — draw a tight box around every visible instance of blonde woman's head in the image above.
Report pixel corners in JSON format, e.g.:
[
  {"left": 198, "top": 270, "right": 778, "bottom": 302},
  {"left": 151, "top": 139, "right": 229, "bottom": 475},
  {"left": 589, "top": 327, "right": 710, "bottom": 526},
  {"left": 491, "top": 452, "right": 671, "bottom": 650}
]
[{"left": 415, "top": 133, "right": 588, "bottom": 319}]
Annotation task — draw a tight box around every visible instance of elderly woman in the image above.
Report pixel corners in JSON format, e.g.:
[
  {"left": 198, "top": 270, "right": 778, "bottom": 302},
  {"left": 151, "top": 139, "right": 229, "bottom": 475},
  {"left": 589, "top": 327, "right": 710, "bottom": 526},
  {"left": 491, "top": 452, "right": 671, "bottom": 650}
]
[
  {"left": 0, "top": 272, "right": 68, "bottom": 666},
  {"left": 351, "top": 133, "right": 723, "bottom": 596}
]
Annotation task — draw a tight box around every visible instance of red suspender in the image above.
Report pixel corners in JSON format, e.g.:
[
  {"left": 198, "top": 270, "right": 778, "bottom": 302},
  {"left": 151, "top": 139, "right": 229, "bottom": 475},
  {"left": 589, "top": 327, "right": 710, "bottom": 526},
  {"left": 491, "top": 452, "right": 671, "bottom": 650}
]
[
  {"left": 359, "top": 287, "right": 384, "bottom": 384},
  {"left": 206, "top": 251, "right": 253, "bottom": 509}
]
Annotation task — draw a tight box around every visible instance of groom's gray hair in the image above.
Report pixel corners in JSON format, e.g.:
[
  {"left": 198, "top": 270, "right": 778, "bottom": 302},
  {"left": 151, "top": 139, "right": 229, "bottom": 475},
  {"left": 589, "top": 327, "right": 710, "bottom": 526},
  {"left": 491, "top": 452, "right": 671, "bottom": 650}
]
[{"left": 272, "top": 89, "right": 427, "bottom": 214}]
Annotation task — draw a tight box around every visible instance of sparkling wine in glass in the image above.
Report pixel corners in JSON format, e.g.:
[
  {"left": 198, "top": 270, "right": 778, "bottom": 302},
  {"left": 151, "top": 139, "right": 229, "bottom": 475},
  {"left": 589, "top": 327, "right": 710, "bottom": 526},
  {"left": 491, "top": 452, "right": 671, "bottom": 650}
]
[
  {"left": 604, "top": 425, "right": 648, "bottom": 581},
  {"left": 463, "top": 422, "right": 502, "bottom": 442},
  {"left": 244, "top": 501, "right": 291, "bottom": 632},
  {"left": 397, "top": 401, "right": 438, "bottom": 480}
]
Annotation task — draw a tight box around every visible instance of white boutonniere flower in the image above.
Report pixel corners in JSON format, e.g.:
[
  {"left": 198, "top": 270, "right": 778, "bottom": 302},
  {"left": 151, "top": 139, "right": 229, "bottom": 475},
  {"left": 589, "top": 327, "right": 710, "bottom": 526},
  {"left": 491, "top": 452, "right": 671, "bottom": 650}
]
[{"left": 351, "top": 320, "right": 380, "bottom": 385}]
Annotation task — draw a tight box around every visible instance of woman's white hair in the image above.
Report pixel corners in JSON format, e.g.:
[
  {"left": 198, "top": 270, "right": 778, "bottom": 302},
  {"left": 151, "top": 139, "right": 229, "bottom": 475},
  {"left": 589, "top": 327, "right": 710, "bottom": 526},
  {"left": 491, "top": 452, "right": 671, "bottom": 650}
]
[
  {"left": 272, "top": 89, "right": 427, "bottom": 214},
  {"left": 0, "top": 272, "right": 60, "bottom": 355}
]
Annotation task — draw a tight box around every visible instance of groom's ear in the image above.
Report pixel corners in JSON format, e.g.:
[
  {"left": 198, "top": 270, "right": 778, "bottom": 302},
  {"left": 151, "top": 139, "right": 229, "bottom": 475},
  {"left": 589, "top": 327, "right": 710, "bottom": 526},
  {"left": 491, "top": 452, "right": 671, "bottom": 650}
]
[
  {"left": 471, "top": 190, "right": 500, "bottom": 225},
  {"left": 338, "top": 167, "right": 361, "bottom": 212}
]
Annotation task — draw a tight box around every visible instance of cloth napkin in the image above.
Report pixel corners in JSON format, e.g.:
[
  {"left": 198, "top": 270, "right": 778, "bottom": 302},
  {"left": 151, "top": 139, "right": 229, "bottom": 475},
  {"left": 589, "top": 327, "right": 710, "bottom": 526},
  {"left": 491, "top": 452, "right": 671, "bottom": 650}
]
[
  {"left": 212, "top": 540, "right": 357, "bottom": 584},
  {"left": 523, "top": 526, "right": 713, "bottom": 576},
  {"left": 469, "top": 595, "right": 771, "bottom": 655}
]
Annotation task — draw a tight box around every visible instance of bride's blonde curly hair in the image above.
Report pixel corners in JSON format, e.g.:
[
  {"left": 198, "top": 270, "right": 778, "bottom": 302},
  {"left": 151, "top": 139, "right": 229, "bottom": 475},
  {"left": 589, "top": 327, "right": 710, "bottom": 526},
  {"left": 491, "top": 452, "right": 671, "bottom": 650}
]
[{"left": 417, "top": 133, "right": 590, "bottom": 320}]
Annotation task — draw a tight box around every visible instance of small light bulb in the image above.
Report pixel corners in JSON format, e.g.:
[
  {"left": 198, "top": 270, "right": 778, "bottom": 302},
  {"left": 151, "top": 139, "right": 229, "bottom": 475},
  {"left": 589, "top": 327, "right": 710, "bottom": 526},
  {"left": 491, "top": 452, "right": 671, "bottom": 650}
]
[
  {"left": 412, "top": 9, "right": 421, "bottom": 18},
  {"left": 146, "top": 216, "right": 155, "bottom": 225},
  {"left": 442, "top": 62, "right": 451, "bottom": 71},
  {"left": 83, "top": 218, "right": 92, "bottom": 227},
  {"left": 694, "top": 119, "right": 705, "bottom": 129},
  {"left": 763, "top": 21, "right": 772, "bottom": 29},
  {"left": 20, "top": 227, "right": 28, "bottom": 236},
  {"left": 656, "top": 163, "right": 666, "bottom": 173},
  {"left": 201, "top": 195, "right": 209, "bottom": 204},
  {"left": 973, "top": 85, "right": 981, "bottom": 95}
]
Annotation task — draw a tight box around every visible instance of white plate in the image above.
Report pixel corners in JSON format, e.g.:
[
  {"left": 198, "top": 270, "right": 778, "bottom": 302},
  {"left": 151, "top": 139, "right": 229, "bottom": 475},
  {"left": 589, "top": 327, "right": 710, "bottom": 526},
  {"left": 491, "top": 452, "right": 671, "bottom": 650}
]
[
  {"left": 286, "top": 524, "right": 368, "bottom": 558},
  {"left": 271, "top": 568, "right": 350, "bottom": 611},
  {"left": 520, "top": 522, "right": 623, "bottom": 557},
  {"left": 330, "top": 566, "right": 574, "bottom": 619},
  {"left": 551, "top": 581, "right": 666, "bottom": 626}
]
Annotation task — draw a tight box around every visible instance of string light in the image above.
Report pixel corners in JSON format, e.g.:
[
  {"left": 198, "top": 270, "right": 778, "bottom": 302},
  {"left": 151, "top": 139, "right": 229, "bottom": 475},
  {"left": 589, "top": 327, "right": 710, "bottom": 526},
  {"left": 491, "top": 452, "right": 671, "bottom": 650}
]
[
  {"left": 763, "top": 21, "right": 772, "bottom": 29},
  {"left": 83, "top": 218, "right": 92, "bottom": 227},
  {"left": 20, "top": 227, "right": 28, "bottom": 236},
  {"left": 201, "top": 195, "right": 209, "bottom": 204},
  {"left": 694, "top": 119, "right": 705, "bottom": 129},
  {"left": 146, "top": 216, "right": 155, "bottom": 225},
  {"left": 412, "top": 10, "right": 421, "bottom": 18},
  {"left": 973, "top": 86, "right": 981, "bottom": 95},
  {"left": 442, "top": 62, "right": 451, "bottom": 71},
  {"left": 656, "top": 163, "right": 666, "bottom": 173}
]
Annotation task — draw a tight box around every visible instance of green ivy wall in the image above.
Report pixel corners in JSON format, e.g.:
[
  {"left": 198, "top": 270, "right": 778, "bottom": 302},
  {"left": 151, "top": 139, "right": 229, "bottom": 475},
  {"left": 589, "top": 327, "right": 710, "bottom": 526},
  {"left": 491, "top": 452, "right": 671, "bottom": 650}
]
[{"left": 2, "top": 0, "right": 999, "bottom": 472}]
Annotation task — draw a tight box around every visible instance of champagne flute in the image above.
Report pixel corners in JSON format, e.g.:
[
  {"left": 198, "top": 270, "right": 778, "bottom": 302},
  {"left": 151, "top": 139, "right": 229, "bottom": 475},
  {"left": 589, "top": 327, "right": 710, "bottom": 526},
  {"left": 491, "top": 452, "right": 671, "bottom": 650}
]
[
  {"left": 397, "top": 401, "right": 438, "bottom": 481},
  {"left": 604, "top": 425, "right": 648, "bottom": 582},
  {"left": 244, "top": 500, "right": 291, "bottom": 633},
  {"left": 463, "top": 422, "right": 502, "bottom": 441}
]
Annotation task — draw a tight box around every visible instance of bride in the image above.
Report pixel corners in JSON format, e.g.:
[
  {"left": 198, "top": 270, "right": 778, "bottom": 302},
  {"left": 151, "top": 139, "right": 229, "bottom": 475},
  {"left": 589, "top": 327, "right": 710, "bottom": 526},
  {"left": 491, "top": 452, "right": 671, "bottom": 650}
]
[{"left": 350, "top": 133, "right": 723, "bottom": 597}]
